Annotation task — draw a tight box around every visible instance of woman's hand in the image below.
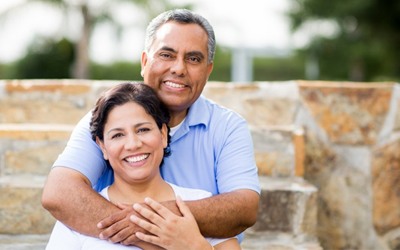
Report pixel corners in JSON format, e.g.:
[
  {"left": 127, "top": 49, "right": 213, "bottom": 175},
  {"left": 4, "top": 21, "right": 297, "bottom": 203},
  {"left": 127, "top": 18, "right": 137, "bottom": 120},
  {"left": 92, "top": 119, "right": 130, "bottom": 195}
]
[{"left": 130, "top": 196, "right": 212, "bottom": 250}]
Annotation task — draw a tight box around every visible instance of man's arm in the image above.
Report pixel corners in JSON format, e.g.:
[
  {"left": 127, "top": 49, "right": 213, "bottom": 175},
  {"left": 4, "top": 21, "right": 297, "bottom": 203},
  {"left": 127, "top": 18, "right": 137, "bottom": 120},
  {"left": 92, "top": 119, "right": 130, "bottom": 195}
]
[
  {"left": 187, "top": 189, "right": 259, "bottom": 238},
  {"left": 42, "top": 167, "right": 159, "bottom": 247},
  {"left": 41, "top": 167, "right": 120, "bottom": 237}
]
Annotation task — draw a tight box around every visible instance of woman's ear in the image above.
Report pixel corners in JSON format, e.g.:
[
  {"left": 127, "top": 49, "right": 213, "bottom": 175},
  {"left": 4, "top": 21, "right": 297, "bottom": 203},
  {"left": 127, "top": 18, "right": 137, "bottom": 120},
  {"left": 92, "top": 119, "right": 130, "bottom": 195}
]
[{"left": 96, "top": 137, "right": 108, "bottom": 160}]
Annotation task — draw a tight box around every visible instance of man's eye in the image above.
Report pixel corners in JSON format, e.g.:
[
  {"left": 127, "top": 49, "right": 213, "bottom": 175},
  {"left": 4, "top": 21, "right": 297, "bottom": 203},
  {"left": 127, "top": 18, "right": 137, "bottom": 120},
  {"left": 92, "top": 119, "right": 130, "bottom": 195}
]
[
  {"left": 160, "top": 53, "right": 172, "bottom": 59},
  {"left": 187, "top": 56, "right": 201, "bottom": 63}
]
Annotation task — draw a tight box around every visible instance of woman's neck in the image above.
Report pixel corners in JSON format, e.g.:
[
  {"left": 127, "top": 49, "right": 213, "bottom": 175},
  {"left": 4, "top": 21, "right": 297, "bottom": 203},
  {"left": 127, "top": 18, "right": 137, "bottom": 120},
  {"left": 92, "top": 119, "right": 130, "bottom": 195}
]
[{"left": 108, "top": 175, "right": 174, "bottom": 204}]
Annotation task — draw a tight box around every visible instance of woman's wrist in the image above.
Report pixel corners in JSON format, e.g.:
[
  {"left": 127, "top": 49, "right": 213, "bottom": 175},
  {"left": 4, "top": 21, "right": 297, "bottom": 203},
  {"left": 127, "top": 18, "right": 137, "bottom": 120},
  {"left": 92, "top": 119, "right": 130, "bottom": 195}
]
[{"left": 194, "top": 238, "right": 213, "bottom": 250}]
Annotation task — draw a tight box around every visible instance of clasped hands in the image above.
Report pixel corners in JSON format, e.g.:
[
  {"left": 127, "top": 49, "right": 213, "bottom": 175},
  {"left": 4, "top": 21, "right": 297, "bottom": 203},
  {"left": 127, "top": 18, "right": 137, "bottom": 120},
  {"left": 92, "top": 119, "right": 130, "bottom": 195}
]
[{"left": 97, "top": 197, "right": 209, "bottom": 249}]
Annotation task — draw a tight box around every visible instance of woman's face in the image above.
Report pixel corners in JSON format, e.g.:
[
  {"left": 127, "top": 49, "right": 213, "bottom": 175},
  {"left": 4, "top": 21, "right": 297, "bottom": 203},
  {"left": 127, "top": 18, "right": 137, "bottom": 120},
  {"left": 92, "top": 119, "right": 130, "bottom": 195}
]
[{"left": 97, "top": 101, "right": 168, "bottom": 184}]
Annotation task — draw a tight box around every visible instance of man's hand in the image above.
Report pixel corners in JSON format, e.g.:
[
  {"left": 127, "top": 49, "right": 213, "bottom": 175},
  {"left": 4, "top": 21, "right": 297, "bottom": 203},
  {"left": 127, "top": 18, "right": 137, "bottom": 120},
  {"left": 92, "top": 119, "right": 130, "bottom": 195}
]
[{"left": 97, "top": 203, "right": 145, "bottom": 245}]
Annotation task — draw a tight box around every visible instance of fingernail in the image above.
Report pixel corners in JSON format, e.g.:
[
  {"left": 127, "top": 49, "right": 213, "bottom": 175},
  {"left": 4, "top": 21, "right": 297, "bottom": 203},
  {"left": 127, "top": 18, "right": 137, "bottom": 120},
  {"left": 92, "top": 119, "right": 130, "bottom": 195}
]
[{"left": 99, "top": 233, "right": 104, "bottom": 240}]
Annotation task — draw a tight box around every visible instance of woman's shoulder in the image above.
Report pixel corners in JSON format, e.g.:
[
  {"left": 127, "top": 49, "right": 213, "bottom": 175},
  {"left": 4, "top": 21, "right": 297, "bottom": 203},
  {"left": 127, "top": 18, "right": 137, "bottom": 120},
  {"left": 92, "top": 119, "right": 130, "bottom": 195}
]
[{"left": 168, "top": 183, "right": 212, "bottom": 201}]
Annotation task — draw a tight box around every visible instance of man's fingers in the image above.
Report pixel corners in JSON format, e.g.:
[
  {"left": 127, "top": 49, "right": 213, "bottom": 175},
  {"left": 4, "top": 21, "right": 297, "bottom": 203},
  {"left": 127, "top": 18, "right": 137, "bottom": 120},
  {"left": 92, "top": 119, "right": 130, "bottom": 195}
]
[
  {"left": 107, "top": 226, "right": 132, "bottom": 244},
  {"left": 99, "top": 219, "right": 127, "bottom": 240},
  {"left": 97, "top": 208, "right": 127, "bottom": 229}
]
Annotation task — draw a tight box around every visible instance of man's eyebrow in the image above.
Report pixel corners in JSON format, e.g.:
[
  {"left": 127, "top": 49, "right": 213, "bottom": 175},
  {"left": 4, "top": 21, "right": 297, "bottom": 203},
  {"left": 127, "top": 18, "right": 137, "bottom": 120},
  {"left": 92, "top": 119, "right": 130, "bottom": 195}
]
[
  {"left": 159, "top": 46, "right": 205, "bottom": 58},
  {"left": 187, "top": 51, "right": 205, "bottom": 59},
  {"left": 159, "top": 46, "right": 176, "bottom": 53}
]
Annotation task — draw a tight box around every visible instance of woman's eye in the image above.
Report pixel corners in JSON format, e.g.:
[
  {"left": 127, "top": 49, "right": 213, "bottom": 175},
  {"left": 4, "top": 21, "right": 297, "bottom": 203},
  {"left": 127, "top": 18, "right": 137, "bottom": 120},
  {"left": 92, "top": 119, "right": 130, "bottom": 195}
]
[
  {"left": 138, "top": 128, "right": 150, "bottom": 134},
  {"left": 111, "top": 133, "right": 123, "bottom": 139}
]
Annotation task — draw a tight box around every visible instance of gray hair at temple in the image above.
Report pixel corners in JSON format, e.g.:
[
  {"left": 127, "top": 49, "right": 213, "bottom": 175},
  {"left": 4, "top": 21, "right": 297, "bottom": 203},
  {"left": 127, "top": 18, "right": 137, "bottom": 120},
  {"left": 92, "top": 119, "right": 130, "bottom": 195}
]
[{"left": 144, "top": 9, "right": 216, "bottom": 64}]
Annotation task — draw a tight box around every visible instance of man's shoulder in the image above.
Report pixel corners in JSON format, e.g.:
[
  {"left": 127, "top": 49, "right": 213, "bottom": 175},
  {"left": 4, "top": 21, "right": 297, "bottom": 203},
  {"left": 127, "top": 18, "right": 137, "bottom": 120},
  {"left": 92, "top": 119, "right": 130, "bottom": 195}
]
[{"left": 199, "top": 96, "right": 245, "bottom": 120}]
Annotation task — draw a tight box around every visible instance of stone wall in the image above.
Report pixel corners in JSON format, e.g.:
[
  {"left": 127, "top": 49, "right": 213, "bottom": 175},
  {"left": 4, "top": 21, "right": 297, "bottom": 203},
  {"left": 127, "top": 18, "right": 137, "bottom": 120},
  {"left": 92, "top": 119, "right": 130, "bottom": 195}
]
[{"left": 0, "top": 79, "right": 399, "bottom": 249}]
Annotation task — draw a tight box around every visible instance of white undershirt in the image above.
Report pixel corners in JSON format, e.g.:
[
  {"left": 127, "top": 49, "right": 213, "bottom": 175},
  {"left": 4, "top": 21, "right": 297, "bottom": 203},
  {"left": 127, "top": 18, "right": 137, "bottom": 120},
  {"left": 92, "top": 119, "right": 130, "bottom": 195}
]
[{"left": 169, "top": 117, "right": 186, "bottom": 136}]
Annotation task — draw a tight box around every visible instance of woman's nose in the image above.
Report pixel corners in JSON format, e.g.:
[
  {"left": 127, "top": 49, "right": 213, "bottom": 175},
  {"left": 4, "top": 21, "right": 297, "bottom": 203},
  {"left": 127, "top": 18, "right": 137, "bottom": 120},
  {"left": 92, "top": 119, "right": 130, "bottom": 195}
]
[{"left": 125, "top": 134, "right": 142, "bottom": 150}]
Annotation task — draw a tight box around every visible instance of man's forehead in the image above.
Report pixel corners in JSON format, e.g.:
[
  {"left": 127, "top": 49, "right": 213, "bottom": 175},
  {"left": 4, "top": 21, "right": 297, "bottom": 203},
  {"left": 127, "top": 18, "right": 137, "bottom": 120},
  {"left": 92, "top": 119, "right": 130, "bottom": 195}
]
[
  {"left": 151, "top": 22, "right": 208, "bottom": 52},
  {"left": 155, "top": 21, "right": 206, "bottom": 38}
]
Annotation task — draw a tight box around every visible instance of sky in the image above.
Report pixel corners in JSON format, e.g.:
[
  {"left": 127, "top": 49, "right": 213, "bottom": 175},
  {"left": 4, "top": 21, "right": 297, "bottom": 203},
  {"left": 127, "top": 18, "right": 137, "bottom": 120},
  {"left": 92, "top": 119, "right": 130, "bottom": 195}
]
[{"left": 0, "top": 0, "right": 303, "bottom": 64}]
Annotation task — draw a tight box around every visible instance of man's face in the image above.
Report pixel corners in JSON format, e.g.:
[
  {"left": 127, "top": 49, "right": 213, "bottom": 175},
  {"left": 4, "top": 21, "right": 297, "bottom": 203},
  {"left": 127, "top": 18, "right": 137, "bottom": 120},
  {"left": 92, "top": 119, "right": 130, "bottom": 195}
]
[{"left": 141, "top": 21, "right": 213, "bottom": 119}]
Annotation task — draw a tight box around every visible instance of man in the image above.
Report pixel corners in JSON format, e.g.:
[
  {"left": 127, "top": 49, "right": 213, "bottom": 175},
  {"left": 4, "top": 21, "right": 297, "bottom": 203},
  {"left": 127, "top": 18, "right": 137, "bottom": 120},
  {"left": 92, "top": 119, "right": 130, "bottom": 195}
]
[{"left": 42, "top": 9, "right": 260, "bottom": 246}]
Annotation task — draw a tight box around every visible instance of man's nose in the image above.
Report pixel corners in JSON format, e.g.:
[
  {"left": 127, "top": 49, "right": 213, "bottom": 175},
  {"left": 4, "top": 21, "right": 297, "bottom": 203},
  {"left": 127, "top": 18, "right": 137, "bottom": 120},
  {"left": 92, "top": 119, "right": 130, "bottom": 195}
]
[{"left": 170, "top": 58, "right": 187, "bottom": 76}]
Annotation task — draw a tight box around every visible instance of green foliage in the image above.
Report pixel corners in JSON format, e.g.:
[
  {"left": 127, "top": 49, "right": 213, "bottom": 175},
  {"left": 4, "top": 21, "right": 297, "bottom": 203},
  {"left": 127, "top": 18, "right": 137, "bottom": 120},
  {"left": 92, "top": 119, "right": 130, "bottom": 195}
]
[
  {"left": 0, "top": 62, "right": 17, "bottom": 79},
  {"left": 288, "top": 0, "right": 400, "bottom": 81},
  {"left": 90, "top": 61, "right": 142, "bottom": 81},
  {"left": 253, "top": 56, "right": 304, "bottom": 81},
  {"left": 12, "top": 37, "right": 75, "bottom": 79},
  {"left": 209, "top": 46, "right": 232, "bottom": 82}
]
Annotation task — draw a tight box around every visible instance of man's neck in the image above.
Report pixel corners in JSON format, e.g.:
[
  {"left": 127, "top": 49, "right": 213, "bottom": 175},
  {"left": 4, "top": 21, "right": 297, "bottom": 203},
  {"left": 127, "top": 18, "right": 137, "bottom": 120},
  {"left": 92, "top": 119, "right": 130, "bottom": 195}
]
[{"left": 169, "top": 109, "right": 188, "bottom": 127}]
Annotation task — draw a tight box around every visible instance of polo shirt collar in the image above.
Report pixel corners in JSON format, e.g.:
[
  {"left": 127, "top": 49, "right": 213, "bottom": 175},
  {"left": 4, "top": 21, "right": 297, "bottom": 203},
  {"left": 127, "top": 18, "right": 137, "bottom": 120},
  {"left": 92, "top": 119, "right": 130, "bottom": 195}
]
[
  {"left": 171, "top": 95, "right": 209, "bottom": 142},
  {"left": 185, "top": 95, "right": 210, "bottom": 127}
]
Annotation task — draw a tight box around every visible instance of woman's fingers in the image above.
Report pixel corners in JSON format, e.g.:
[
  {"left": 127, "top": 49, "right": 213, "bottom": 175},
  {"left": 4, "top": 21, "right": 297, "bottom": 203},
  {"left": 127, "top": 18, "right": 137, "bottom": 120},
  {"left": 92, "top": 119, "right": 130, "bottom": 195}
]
[
  {"left": 130, "top": 214, "right": 160, "bottom": 236},
  {"left": 143, "top": 197, "right": 174, "bottom": 219},
  {"left": 175, "top": 196, "right": 193, "bottom": 219}
]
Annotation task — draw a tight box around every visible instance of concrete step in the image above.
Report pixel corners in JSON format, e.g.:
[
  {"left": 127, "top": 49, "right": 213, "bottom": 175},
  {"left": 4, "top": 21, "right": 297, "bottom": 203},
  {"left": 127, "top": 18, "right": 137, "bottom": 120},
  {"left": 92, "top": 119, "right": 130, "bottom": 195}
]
[
  {"left": 251, "top": 125, "right": 305, "bottom": 177},
  {"left": 0, "top": 79, "right": 108, "bottom": 124},
  {"left": 242, "top": 231, "right": 323, "bottom": 250},
  {"left": 248, "top": 176, "right": 320, "bottom": 248},
  {"left": 0, "top": 175, "right": 56, "bottom": 234},
  {"left": 0, "top": 124, "right": 73, "bottom": 175},
  {"left": 0, "top": 234, "right": 50, "bottom": 250}
]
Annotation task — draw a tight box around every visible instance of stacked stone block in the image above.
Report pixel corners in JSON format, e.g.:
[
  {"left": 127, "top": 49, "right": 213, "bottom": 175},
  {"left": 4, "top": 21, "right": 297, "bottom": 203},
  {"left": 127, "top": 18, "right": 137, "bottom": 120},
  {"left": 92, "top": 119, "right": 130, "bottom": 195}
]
[
  {"left": 0, "top": 125, "right": 74, "bottom": 236},
  {"left": 296, "top": 81, "right": 400, "bottom": 249}
]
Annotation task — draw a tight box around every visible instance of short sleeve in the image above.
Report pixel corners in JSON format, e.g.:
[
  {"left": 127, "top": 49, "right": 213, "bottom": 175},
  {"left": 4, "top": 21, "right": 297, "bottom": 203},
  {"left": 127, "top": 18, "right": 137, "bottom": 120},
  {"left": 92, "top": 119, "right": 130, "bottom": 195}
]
[{"left": 52, "top": 111, "right": 108, "bottom": 187}]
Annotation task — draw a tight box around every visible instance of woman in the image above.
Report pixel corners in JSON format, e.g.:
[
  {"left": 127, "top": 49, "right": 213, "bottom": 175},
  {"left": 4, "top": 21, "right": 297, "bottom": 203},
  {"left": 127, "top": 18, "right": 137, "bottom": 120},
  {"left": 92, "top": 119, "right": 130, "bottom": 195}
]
[{"left": 46, "top": 82, "right": 240, "bottom": 250}]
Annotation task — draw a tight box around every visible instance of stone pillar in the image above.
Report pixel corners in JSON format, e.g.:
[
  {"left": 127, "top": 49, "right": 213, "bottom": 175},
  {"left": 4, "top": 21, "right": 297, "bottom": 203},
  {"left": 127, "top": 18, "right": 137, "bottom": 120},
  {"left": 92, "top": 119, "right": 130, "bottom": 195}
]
[{"left": 297, "top": 81, "right": 400, "bottom": 249}]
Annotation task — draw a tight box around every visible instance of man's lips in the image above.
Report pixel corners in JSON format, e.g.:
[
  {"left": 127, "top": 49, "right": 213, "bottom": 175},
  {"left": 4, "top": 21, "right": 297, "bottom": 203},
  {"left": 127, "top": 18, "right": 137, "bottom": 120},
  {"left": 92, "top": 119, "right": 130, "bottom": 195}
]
[{"left": 164, "top": 81, "right": 186, "bottom": 89}]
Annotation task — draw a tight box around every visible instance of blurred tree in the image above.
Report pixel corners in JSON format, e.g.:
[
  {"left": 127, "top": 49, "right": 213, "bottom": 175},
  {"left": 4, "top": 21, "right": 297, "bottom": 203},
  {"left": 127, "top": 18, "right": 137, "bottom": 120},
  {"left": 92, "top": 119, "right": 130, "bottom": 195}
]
[
  {"left": 90, "top": 61, "right": 142, "bottom": 81},
  {"left": 288, "top": 0, "right": 400, "bottom": 81},
  {"left": 209, "top": 46, "right": 232, "bottom": 82},
  {"left": 0, "top": 0, "right": 191, "bottom": 79},
  {"left": 14, "top": 37, "right": 75, "bottom": 79}
]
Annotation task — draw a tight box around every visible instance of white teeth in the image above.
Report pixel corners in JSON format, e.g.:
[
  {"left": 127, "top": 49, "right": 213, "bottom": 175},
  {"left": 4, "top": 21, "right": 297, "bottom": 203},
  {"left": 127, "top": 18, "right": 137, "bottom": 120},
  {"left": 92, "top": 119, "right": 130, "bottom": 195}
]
[
  {"left": 165, "top": 81, "right": 185, "bottom": 89},
  {"left": 125, "top": 154, "right": 149, "bottom": 163}
]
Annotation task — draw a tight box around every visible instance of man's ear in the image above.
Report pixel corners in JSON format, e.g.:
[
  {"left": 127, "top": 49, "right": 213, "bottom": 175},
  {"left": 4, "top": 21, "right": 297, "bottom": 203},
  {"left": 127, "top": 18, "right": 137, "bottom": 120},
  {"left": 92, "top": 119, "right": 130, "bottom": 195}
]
[
  {"left": 96, "top": 137, "right": 108, "bottom": 160},
  {"left": 140, "top": 51, "right": 148, "bottom": 78},
  {"left": 205, "top": 61, "right": 214, "bottom": 81}
]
